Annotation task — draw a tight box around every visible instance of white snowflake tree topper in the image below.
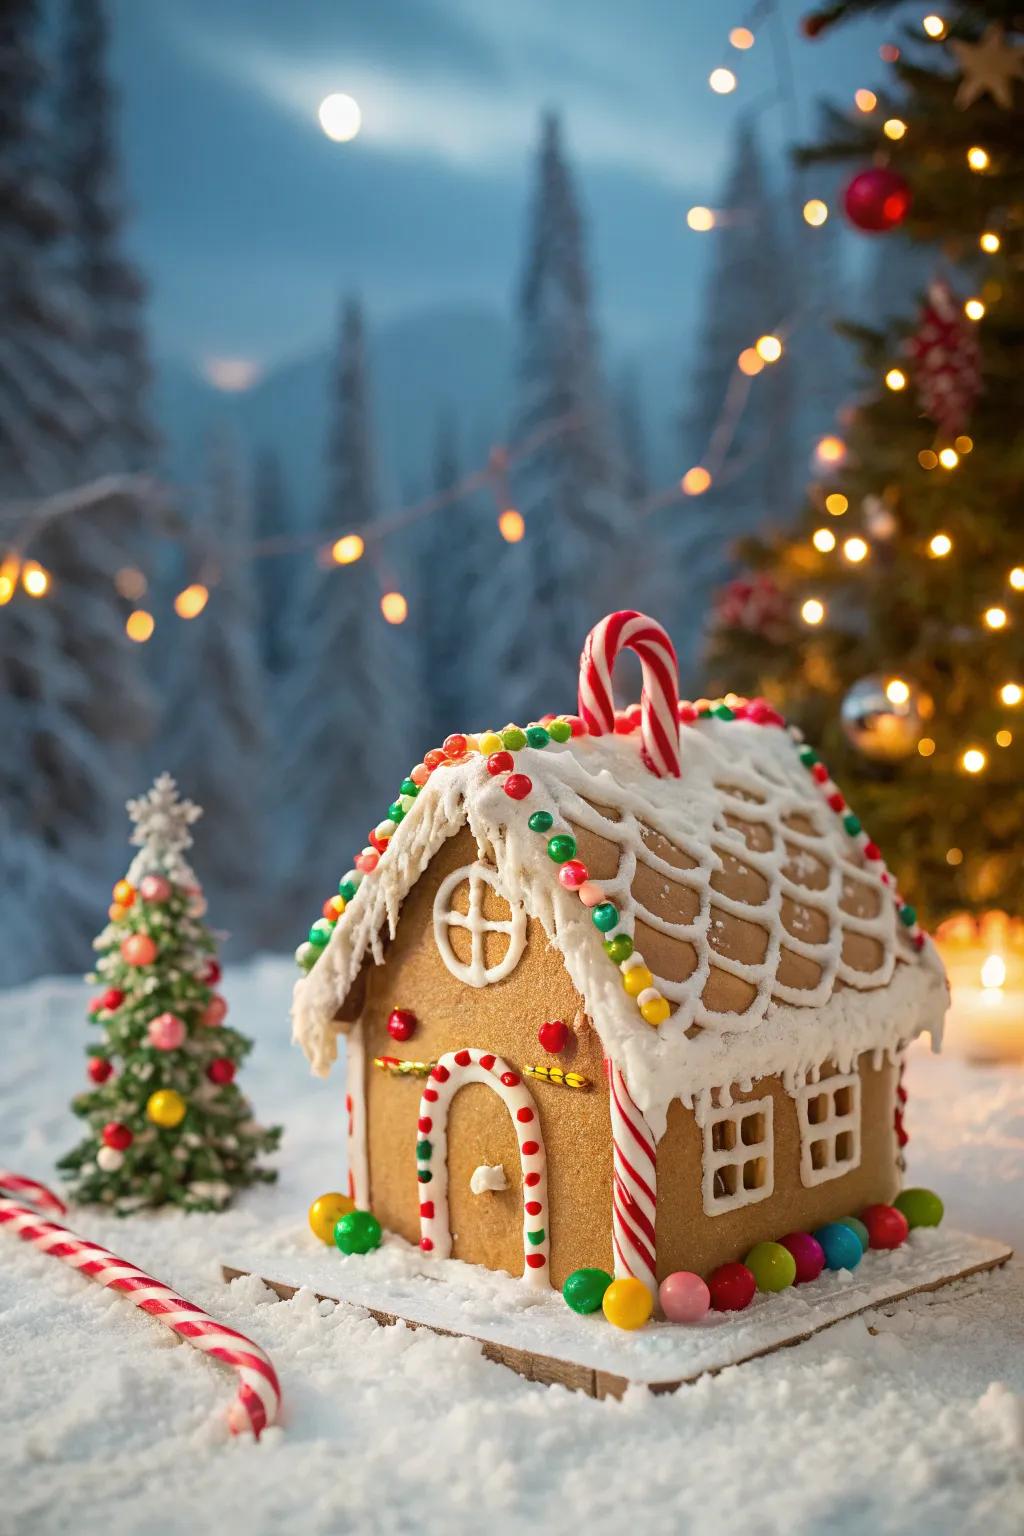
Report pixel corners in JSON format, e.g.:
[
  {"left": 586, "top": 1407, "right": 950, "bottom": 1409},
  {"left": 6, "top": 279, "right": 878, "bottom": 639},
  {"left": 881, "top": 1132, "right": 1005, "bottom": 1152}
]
[{"left": 125, "top": 773, "right": 203, "bottom": 887}]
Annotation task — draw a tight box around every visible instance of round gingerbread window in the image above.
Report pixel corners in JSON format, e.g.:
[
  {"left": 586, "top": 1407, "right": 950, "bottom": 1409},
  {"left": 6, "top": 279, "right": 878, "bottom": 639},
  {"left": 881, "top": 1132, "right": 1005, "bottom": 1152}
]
[{"left": 432, "top": 863, "right": 526, "bottom": 986}]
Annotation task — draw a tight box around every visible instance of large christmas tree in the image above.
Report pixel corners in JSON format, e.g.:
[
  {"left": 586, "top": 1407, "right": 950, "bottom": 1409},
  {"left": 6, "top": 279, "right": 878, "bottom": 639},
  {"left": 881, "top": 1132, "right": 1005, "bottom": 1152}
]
[
  {"left": 708, "top": 1, "right": 1024, "bottom": 924},
  {"left": 59, "top": 775, "right": 280, "bottom": 1213}
]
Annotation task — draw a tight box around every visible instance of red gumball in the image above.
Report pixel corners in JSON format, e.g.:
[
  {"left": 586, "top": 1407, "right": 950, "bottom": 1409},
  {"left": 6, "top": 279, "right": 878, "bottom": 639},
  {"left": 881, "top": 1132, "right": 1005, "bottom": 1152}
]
[
  {"left": 861, "top": 1203, "right": 909, "bottom": 1249},
  {"left": 537, "top": 1019, "right": 568, "bottom": 1053},
  {"left": 843, "top": 167, "right": 911, "bottom": 234},
  {"left": 780, "top": 1230, "right": 826, "bottom": 1284},
  {"left": 121, "top": 933, "right": 158, "bottom": 967},
  {"left": 207, "top": 1057, "right": 236, "bottom": 1085},
  {"left": 708, "top": 1261, "right": 757, "bottom": 1312},
  {"left": 102, "top": 1121, "right": 133, "bottom": 1151},
  {"left": 201, "top": 959, "right": 222, "bottom": 986},
  {"left": 101, "top": 987, "right": 125, "bottom": 1011},
  {"left": 503, "top": 774, "right": 533, "bottom": 800},
  {"left": 387, "top": 1008, "right": 417, "bottom": 1042},
  {"left": 88, "top": 1056, "right": 113, "bottom": 1084},
  {"left": 486, "top": 750, "right": 515, "bottom": 777}
]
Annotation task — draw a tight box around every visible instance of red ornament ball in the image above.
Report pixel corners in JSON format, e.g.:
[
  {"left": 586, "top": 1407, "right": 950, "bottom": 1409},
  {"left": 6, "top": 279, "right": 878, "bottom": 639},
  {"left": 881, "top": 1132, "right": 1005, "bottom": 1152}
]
[
  {"left": 207, "top": 1057, "right": 236, "bottom": 1085},
  {"left": 503, "top": 773, "right": 533, "bottom": 800},
  {"left": 121, "top": 933, "right": 158, "bottom": 967},
  {"left": 708, "top": 1261, "right": 757, "bottom": 1312},
  {"left": 201, "top": 994, "right": 228, "bottom": 1027},
  {"left": 779, "top": 1230, "right": 826, "bottom": 1284},
  {"left": 88, "top": 1056, "right": 113, "bottom": 1084},
  {"left": 100, "top": 987, "right": 125, "bottom": 1012},
  {"left": 843, "top": 167, "right": 911, "bottom": 233},
  {"left": 201, "top": 959, "right": 222, "bottom": 986},
  {"left": 486, "top": 750, "right": 515, "bottom": 777},
  {"left": 139, "top": 874, "right": 172, "bottom": 903},
  {"left": 387, "top": 1008, "right": 417, "bottom": 1042},
  {"left": 537, "top": 1019, "right": 568, "bottom": 1053},
  {"left": 102, "top": 1121, "right": 133, "bottom": 1151},
  {"left": 861, "top": 1203, "right": 910, "bottom": 1249}
]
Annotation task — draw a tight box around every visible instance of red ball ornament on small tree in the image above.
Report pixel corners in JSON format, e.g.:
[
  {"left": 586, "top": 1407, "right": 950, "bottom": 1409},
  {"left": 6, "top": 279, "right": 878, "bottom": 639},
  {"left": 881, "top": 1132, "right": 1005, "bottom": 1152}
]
[
  {"left": 201, "top": 958, "right": 221, "bottom": 986},
  {"left": 88, "top": 1057, "right": 113, "bottom": 1084},
  {"left": 201, "top": 995, "right": 228, "bottom": 1027},
  {"left": 100, "top": 987, "right": 125, "bottom": 1012},
  {"left": 207, "top": 1057, "right": 236, "bottom": 1085},
  {"left": 102, "top": 1121, "right": 133, "bottom": 1151},
  {"left": 843, "top": 167, "right": 911, "bottom": 233}
]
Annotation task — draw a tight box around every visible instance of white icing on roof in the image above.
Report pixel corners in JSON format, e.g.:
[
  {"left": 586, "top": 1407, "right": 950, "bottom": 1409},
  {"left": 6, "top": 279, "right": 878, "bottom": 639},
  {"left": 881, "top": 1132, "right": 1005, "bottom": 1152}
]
[{"left": 292, "top": 720, "right": 947, "bottom": 1137}]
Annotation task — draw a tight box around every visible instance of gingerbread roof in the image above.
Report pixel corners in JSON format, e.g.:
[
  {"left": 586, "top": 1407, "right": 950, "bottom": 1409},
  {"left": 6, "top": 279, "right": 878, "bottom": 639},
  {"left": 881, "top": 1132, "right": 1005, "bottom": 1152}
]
[{"left": 291, "top": 707, "right": 946, "bottom": 1138}]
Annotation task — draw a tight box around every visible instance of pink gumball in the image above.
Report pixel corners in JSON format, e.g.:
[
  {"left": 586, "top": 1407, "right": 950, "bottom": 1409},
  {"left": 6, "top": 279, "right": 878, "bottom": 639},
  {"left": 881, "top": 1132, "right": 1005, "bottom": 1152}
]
[
  {"left": 140, "top": 874, "right": 172, "bottom": 903},
  {"left": 201, "top": 994, "right": 228, "bottom": 1027},
  {"left": 780, "top": 1231, "right": 826, "bottom": 1284},
  {"left": 659, "top": 1271, "right": 711, "bottom": 1324},
  {"left": 147, "top": 1012, "right": 186, "bottom": 1051}
]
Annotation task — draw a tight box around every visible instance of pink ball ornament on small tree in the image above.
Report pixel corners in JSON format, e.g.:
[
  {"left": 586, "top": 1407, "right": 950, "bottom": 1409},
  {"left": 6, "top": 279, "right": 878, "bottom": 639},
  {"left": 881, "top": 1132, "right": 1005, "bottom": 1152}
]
[
  {"left": 147, "top": 1012, "right": 186, "bottom": 1051},
  {"left": 201, "top": 995, "right": 228, "bottom": 1027},
  {"left": 139, "top": 874, "right": 172, "bottom": 903},
  {"left": 121, "top": 933, "right": 158, "bottom": 967}
]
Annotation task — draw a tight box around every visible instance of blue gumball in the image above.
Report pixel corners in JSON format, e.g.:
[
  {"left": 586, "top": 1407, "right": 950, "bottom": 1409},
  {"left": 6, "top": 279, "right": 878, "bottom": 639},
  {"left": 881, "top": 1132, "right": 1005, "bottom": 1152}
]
[{"left": 814, "top": 1221, "right": 863, "bottom": 1272}]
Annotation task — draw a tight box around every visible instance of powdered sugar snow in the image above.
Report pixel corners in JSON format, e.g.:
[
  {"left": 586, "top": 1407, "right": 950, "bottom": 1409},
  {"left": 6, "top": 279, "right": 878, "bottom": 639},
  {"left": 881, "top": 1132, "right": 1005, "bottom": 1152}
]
[{"left": 1, "top": 959, "right": 1021, "bottom": 1536}]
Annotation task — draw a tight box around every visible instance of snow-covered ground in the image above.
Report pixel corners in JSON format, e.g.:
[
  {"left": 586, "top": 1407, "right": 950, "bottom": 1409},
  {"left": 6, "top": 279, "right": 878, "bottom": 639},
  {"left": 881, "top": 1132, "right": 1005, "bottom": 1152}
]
[{"left": 1, "top": 958, "right": 1021, "bottom": 1536}]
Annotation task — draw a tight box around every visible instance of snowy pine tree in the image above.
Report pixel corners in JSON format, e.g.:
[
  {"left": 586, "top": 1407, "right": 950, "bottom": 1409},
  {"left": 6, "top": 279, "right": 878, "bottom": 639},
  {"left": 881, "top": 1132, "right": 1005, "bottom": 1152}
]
[
  {"left": 487, "top": 113, "right": 629, "bottom": 722},
  {"left": 0, "top": 0, "right": 96, "bottom": 494},
  {"left": 616, "top": 365, "right": 649, "bottom": 506},
  {"left": 275, "top": 299, "right": 407, "bottom": 926},
  {"left": 160, "top": 431, "right": 264, "bottom": 948},
  {"left": 252, "top": 446, "right": 295, "bottom": 680},
  {"left": 673, "top": 115, "right": 798, "bottom": 682},
  {"left": 56, "top": 0, "right": 156, "bottom": 473},
  {"left": 416, "top": 407, "right": 491, "bottom": 742}
]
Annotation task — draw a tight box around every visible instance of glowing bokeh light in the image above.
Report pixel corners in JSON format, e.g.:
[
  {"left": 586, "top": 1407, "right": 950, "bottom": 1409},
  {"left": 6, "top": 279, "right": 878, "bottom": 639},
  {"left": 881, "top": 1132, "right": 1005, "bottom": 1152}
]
[{"left": 318, "top": 93, "right": 362, "bottom": 142}]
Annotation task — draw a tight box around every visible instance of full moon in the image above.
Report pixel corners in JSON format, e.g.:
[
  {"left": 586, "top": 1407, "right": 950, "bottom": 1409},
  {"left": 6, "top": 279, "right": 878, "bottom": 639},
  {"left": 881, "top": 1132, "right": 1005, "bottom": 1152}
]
[{"left": 318, "top": 93, "right": 362, "bottom": 143}]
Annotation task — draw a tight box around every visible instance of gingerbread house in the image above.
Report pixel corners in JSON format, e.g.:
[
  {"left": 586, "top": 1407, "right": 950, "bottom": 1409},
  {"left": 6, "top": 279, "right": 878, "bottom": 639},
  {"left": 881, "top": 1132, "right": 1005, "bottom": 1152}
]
[{"left": 292, "top": 612, "right": 947, "bottom": 1293}]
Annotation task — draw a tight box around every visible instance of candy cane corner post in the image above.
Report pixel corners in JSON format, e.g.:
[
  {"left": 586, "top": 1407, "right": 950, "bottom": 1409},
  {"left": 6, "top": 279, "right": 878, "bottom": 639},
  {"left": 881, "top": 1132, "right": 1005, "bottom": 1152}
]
[
  {"left": 578, "top": 610, "right": 682, "bottom": 778},
  {"left": 0, "top": 1169, "right": 281, "bottom": 1438}
]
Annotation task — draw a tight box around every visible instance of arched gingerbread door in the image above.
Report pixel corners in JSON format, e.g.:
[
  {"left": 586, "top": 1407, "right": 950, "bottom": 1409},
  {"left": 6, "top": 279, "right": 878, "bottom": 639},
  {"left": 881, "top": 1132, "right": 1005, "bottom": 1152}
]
[{"left": 415, "top": 1049, "right": 550, "bottom": 1287}]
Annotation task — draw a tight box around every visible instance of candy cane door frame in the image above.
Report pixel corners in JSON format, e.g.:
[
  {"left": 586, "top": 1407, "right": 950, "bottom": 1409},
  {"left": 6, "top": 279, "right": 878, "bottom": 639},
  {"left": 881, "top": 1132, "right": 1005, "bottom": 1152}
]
[{"left": 416, "top": 1049, "right": 550, "bottom": 1287}]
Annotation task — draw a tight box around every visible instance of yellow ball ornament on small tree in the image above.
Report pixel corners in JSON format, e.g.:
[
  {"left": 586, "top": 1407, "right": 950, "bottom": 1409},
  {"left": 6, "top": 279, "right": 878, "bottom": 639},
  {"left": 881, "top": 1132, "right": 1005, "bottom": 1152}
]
[
  {"left": 308, "top": 1191, "right": 355, "bottom": 1244},
  {"left": 147, "top": 1089, "right": 187, "bottom": 1128}
]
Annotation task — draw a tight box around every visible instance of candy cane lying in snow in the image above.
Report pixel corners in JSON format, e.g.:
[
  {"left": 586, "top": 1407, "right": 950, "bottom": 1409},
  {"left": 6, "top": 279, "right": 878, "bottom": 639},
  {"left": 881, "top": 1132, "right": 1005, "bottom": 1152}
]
[
  {"left": 0, "top": 1169, "right": 281, "bottom": 1437},
  {"left": 578, "top": 610, "right": 682, "bottom": 777}
]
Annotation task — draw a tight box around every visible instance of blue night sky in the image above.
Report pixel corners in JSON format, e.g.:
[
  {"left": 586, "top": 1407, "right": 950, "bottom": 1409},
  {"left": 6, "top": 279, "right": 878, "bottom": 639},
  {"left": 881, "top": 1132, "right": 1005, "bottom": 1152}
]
[{"left": 107, "top": 0, "right": 887, "bottom": 378}]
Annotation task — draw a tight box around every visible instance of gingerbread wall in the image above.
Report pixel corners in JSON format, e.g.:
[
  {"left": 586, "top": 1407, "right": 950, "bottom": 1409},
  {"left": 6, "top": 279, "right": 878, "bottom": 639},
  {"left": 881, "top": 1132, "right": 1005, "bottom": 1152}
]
[
  {"left": 361, "top": 828, "right": 614, "bottom": 1289},
  {"left": 656, "top": 1053, "right": 900, "bottom": 1277}
]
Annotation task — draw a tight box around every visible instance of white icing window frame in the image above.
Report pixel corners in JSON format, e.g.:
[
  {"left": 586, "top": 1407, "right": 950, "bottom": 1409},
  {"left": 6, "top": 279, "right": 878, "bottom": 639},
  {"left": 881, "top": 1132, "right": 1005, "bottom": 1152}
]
[
  {"left": 701, "top": 1095, "right": 774, "bottom": 1216},
  {"left": 796, "top": 1071, "right": 862, "bottom": 1187},
  {"left": 432, "top": 862, "right": 526, "bottom": 987}
]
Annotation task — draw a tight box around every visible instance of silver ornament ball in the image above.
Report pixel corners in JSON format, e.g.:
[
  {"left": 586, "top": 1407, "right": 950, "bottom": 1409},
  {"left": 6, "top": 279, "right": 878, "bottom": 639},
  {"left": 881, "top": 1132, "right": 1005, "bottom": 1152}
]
[{"left": 840, "top": 674, "right": 930, "bottom": 761}]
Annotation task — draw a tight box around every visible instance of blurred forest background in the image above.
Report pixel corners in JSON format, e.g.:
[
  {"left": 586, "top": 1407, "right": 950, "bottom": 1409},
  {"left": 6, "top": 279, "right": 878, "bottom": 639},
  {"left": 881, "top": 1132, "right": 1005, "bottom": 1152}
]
[{"left": 0, "top": 0, "right": 930, "bottom": 981}]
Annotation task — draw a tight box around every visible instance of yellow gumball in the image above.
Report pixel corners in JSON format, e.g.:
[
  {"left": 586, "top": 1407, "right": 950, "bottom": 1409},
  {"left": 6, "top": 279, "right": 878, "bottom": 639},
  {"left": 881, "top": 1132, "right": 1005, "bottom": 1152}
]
[
  {"left": 477, "top": 731, "right": 502, "bottom": 755},
  {"left": 602, "top": 1276, "right": 654, "bottom": 1330},
  {"left": 308, "top": 1191, "right": 355, "bottom": 1244},
  {"left": 640, "top": 995, "right": 671, "bottom": 1026},
  {"left": 622, "top": 965, "right": 654, "bottom": 998},
  {"left": 147, "top": 1089, "right": 187, "bottom": 1128}
]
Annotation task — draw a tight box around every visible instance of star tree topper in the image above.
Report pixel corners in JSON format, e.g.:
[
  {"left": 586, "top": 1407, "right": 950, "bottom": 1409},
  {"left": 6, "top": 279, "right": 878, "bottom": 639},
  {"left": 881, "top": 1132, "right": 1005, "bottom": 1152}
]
[
  {"left": 950, "top": 24, "right": 1024, "bottom": 110},
  {"left": 125, "top": 773, "right": 203, "bottom": 887}
]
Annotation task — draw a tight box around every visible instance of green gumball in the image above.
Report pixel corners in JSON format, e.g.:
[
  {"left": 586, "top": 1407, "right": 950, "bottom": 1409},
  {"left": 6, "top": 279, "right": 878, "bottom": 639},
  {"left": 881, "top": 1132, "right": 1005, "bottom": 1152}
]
[
  {"left": 744, "top": 1240, "right": 797, "bottom": 1293},
  {"left": 334, "top": 1209, "right": 382, "bottom": 1255},
  {"left": 838, "top": 1216, "right": 870, "bottom": 1252},
  {"left": 895, "top": 1188, "right": 944, "bottom": 1230},
  {"left": 562, "top": 1267, "right": 613, "bottom": 1315}
]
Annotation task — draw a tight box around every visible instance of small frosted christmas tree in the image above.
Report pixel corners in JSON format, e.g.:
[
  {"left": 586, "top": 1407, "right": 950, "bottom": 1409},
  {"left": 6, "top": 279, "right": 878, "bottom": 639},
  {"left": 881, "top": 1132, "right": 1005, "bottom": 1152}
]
[{"left": 59, "top": 774, "right": 281, "bottom": 1213}]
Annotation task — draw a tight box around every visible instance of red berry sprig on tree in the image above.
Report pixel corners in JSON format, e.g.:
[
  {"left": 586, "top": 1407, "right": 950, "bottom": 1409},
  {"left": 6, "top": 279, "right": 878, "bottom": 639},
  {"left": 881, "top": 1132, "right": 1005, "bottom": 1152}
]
[{"left": 58, "top": 775, "right": 280, "bottom": 1214}]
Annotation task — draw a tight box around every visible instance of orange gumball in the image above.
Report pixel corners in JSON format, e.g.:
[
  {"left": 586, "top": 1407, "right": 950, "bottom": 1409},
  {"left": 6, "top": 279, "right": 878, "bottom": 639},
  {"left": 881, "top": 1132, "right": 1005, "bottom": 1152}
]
[{"left": 113, "top": 880, "right": 136, "bottom": 908}]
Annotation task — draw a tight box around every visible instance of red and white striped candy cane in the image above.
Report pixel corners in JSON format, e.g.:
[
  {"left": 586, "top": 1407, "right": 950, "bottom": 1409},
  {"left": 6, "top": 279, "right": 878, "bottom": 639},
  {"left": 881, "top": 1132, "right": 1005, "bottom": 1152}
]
[
  {"left": 0, "top": 1170, "right": 281, "bottom": 1437},
  {"left": 605, "top": 1064, "right": 659, "bottom": 1297},
  {"left": 578, "top": 610, "right": 681, "bottom": 777}
]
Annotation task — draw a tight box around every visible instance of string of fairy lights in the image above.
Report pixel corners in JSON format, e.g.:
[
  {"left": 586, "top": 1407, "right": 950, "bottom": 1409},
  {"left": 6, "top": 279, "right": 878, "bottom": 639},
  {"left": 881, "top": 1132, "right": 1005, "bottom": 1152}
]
[{"left": 2, "top": 3, "right": 1020, "bottom": 782}]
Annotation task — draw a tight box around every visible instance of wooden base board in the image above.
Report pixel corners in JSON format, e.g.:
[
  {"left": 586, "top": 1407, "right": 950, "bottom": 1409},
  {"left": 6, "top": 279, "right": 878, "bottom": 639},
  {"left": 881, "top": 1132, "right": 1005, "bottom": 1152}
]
[{"left": 222, "top": 1229, "right": 1012, "bottom": 1400}]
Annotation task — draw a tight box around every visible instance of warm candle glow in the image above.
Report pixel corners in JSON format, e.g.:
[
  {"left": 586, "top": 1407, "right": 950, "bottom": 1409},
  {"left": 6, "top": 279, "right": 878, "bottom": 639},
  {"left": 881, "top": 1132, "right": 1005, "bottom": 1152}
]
[
  {"left": 21, "top": 561, "right": 49, "bottom": 598},
  {"left": 981, "top": 954, "right": 1006, "bottom": 990},
  {"left": 967, "top": 146, "right": 990, "bottom": 171},
  {"left": 885, "top": 678, "right": 910, "bottom": 705},
  {"left": 885, "top": 367, "right": 907, "bottom": 390},
  {"left": 801, "top": 597, "right": 825, "bottom": 626}
]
